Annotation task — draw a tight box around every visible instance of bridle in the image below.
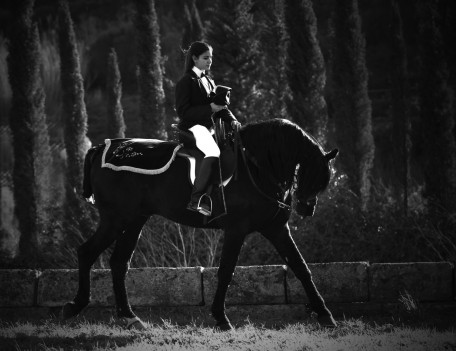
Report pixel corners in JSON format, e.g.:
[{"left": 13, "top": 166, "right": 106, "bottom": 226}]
[
  {"left": 296, "top": 194, "right": 318, "bottom": 217},
  {"left": 294, "top": 163, "right": 319, "bottom": 217},
  {"left": 172, "top": 119, "right": 321, "bottom": 217},
  {"left": 235, "top": 130, "right": 319, "bottom": 218},
  {"left": 235, "top": 131, "right": 292, "bottom": 213}
]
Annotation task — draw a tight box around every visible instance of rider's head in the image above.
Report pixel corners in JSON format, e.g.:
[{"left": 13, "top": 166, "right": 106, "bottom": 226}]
[{"left": 183, "top": 41, "right": 213, "bottom": 74}]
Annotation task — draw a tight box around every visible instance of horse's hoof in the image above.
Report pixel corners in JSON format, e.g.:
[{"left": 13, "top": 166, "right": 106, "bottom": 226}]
[
  {"left": 123, "top": 316, "right": 148, "bottom": 330},
  {"left": 317, "top": 314, "right": 337, "bottom": 328},
  {"left": 214, "top": 322, "right": 234, "bottom": 331},
  {"left": 61, "top": 301, "right": 86, "bottom": 320}
]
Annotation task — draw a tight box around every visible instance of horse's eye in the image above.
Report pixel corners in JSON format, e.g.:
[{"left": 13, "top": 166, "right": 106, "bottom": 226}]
[{"left": 307, "top": 198, "right": 317, "bottom": 206}]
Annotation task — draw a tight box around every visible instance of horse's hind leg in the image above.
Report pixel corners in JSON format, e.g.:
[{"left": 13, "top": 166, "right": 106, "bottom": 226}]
[
  {"left": 109, "top": 215, "right": 148, "bottom": 329},
  {"left": 62, "top": 213, "right": 124, "bottom": 320},
  {"left": 261, "top": 223, "right": 337, "bottom": 327}
]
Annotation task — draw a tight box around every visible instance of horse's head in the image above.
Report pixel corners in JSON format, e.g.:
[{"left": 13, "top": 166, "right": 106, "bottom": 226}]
[
  {"left": 240, "top": 118, "right": 338, "bottom": 217},
  {"left": 295, "top": 148, "right": 338, "bottom": 217}
]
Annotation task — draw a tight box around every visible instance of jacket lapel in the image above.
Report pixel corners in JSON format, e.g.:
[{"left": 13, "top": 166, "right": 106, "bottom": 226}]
[
  {"left": 190, "top": 70, "right": 214, "bottom": 96},
  {"left": 206, "top": 76, "right": 215, "bottom": 92},
  {"left": 190, "top": 70, "right": 208, "bottom": 96}
]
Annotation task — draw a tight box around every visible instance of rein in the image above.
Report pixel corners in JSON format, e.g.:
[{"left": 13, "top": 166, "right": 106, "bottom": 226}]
[
  {"left": 235, "top": 131, "right": 292, "bottom": 212},
  {"left": 171, "top": 122, "right": 293, "bottom": 214}
]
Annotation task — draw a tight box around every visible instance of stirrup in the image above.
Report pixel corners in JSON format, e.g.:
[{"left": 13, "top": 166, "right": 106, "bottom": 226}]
[
  {"left": 197, "top": 194, "right": 212, "bottom": 216},
  {"left": 188, "top": 194, "right": 212, "bottom": 216}
]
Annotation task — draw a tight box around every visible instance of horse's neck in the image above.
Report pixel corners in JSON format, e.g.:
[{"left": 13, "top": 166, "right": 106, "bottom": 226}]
[{"left": 241, "top": 124, "right": 300, "bottom": 187}]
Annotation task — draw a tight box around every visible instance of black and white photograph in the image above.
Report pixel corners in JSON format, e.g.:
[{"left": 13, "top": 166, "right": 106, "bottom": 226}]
[{"left": 0, "top": 0, "right": 455, "bottom": 350}]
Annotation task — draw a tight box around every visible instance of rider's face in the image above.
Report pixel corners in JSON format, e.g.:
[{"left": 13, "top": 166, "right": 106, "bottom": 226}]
[{"left": 193, "top": 50, "right": 212, "bottom": 71}]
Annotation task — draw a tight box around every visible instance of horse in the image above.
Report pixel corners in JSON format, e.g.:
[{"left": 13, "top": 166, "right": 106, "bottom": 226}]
[{"left": 62, "top": 118, "right": 339, "bottom": 330}]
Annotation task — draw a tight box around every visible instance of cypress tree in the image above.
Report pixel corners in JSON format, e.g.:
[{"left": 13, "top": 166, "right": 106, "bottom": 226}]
[
  {"left": 441, "top": 1, "right": 456, "bottom": 142},
  {"left": 390, "top": 0, "right": 411, "bottom": 214},
  {"left": 106, "top": 48, "right": 126, "bottom": 138},
  {"left": 329, "top": 0, "right": 375, "bottom": 209},
  {"left": 205, "top": 0, "right": 261, "bottom": 121},
  {"left": 58, "top": 0, "right": 89, "bottom": 194},
  {"left": 7, "top": 0, "right": 52, "bottom": 262},
  {"left": 182, "top": 0, "right": 205, "bottom": 48},
  {"left": 58, "top": 0, "right": 94, "bottom": 239},
  {"left": 272, "top": 0, "right": 290, "bottom": 118},
  {"left": 134, "top": 0, "right": 166, "bottom": 139},
  {"left": 252, "top": 0, "right": 290, "bottom": 119},
  {"left": 416, "top": 0, "right": 456, "bottom": 218},
  {"left": 284, "top": 0, "right": 328, "bottom": 143},
  {"left": 182, "top": 4, "right": 194, "bottom": 50}
]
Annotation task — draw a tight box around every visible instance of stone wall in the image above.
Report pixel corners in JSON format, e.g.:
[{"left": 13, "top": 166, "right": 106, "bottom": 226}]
[{"left": 0, "top": 262, "right": 455, "bottom": 322}]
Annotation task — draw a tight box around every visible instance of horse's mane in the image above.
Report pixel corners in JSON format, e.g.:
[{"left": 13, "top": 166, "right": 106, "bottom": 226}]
[{"left": 240, "top": 118, "right": 325, "bottom": 187}]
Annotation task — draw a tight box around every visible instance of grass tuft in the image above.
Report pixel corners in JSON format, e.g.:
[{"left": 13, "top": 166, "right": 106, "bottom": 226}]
[{"left": 0, "top": 318, "right": 454, "bottom": 351}]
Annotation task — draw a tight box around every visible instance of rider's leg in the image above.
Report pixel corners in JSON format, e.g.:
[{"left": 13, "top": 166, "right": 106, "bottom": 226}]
[{"left": 188, "top": 125, "right": 220, "bottom": 216}]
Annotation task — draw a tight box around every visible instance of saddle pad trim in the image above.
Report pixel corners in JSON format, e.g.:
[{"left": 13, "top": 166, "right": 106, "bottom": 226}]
[{"left": 101, "top": 138, "right": 183, "bottom": 175}]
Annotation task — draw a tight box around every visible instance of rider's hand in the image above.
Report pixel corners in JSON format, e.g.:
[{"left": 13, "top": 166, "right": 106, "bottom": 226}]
[
  {"left": 231, "top": 120, "right": 241, "bottom": 132},
  {"left": 210, "top": 103, "right": 226, "bottom": 112}
]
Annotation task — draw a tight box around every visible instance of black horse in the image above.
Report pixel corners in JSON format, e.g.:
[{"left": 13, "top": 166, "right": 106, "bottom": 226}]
[{"left": 62, "top": 118, "right": 338, "bottom": 330}]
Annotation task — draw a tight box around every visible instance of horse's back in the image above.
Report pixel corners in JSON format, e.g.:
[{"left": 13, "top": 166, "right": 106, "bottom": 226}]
[{"left": 87, "top": 148, "right": 201, "bottom": 220}]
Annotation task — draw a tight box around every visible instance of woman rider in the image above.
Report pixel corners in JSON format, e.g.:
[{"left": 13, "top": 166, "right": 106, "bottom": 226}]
[{"left": 175, "top": 41, "right": 240, "bottom": 216}]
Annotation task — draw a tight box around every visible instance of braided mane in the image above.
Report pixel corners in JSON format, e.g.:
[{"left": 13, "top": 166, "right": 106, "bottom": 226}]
[{"left": 240, "top": 118, "right": 325, "bottom": 188}]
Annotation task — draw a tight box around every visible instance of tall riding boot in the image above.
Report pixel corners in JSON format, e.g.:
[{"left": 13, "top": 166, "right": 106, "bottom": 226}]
[{"left": 187, "top": 156, "right": 218, "bottom": 216}]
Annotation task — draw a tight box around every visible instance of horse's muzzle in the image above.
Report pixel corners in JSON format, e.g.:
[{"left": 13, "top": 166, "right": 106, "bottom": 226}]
[{"left": 296, "top": 198, "right": 316, "bottom": 217}]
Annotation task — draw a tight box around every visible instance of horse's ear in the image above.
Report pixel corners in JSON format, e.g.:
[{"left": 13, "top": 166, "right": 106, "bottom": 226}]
[{"left": 325, "top": 149, "right": 338, "bottom": 162}]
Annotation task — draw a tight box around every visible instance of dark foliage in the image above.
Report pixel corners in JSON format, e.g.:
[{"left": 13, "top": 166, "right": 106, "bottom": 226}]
[
  {"left": 58, "top": 0, "right": 94, "bottom": 238},
  {"left": 284, "top": 0, "right": 328, "bottom": 143},
  {"left": 205, "top": 0, "right": 262, "bottom": 122},
  {"left": 134, "top": 0, "right": 166, "bottom": 139},
  {"left": 238, "top": 176, "right": 456, "bottom": 265},
  {"left": 181, "top": 0, "right": 205, "bottom": 49},
  {"left": 389, "top": 0, "right": 412, "bottom": 213},
  {"left": 7, "top": 0, "right": 51, "bottom": 263},
  {"left": 416, "top": 0, "right": 456, "bottom": 219},
  {"left": 249, "top": 0, "right": 289, "bottom": 120},
  {"left": 328, "top": 0, "right": 375, "bottom": 209}
]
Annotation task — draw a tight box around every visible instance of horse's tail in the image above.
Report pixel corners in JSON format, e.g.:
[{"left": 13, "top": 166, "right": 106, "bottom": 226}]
[{"left": 82, "top": 145, "right": 100, "bottom": 199}]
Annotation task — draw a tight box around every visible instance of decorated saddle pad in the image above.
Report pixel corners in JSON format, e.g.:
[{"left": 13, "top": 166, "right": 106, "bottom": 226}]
[
  {"left": 101, "top": 138, "right": 182, "bottom": 174},
  {"left": 101, "top": 138, "right": 232, "bottom": 222}
]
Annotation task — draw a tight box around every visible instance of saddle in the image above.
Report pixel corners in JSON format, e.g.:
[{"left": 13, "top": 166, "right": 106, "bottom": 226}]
[
  {"left": 171, "top": 118, "right": 237, "bottom": 220},
  {"left": 100, "top": 119, "right": 237, "bottom": 220},
  {"left": 171, "top": 118, "right": 236, "bottom": 185}
]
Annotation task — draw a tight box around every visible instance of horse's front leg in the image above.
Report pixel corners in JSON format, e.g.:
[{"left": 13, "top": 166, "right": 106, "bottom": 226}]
[
  {"left": 211, "top": 229, "right": 246, "bottom": 331},
  {"left": 261, "top": 223, "right": 337, "bottom": 327}
]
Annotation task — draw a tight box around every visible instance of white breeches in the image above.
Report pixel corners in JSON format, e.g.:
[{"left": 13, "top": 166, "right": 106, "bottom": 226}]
[{"left": 189, "top": 125, "right": 220, "bottom": 158}]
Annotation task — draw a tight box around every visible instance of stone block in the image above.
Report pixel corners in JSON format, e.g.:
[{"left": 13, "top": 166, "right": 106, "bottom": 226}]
[
  {"left": 203, "top": 265, "right": 287, "bottom": 305},
  {"left": 369, "top": 262, "right": 454, "bottom": 302},
  {"left": 286, "top": 262, "right": 369, "bottom": 303},
  {"left": 0, "top": 269, "right": 41, "bottom": 307},
  {"left": 125, "top": 267, "right": 203, "bottom": 306},
  {"left": 37, "top": 267, "right": 203, "bottom": 307},
  {"left": 37, "top": 269, "right": 108, "bottom": 307}
]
